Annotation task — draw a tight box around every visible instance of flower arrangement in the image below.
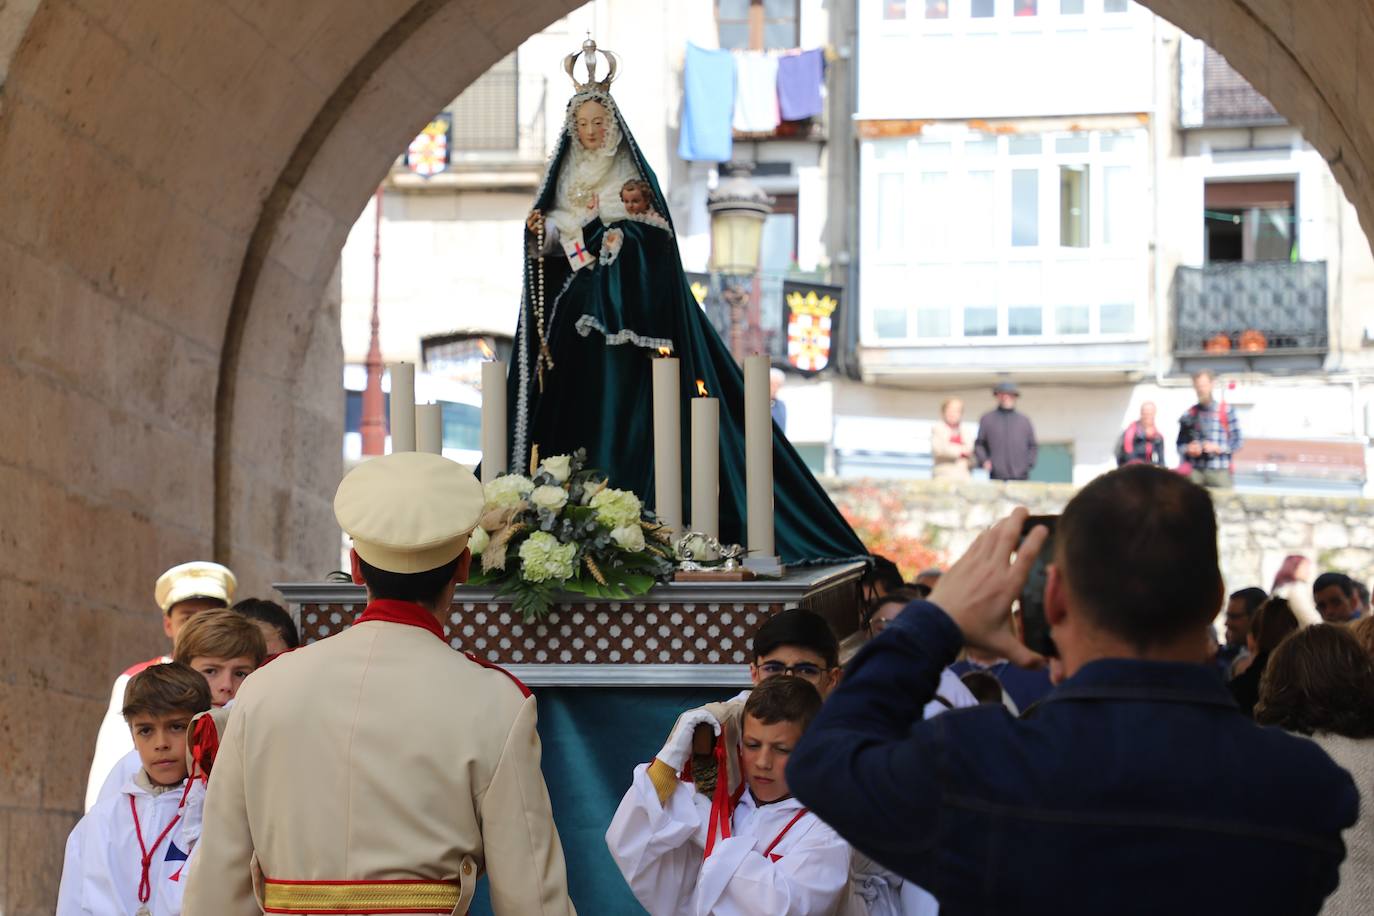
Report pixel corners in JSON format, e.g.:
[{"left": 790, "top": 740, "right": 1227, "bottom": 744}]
[{"left": 466, "top": 448, "right": 677, "bottom": 620}]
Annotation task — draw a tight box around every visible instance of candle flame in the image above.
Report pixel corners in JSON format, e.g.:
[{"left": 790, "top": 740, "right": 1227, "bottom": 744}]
[
  {"left": 696, "top": 379, "right": 708, "bottom": 397},
  {"left": 478, "top": 338, "right": 496, "bottom": 359},
  {"left": 657, "top": 346, "right": 672, "bottom": 357}
]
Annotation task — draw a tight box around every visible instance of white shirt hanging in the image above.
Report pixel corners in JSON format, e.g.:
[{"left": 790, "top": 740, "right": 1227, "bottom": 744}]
[{"left": 732, "top": 51, "right": 781, "bottom": 134}]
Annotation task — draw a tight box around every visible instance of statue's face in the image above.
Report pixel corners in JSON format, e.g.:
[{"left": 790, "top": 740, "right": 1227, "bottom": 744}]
[{"left": 575, "top": 100, "right": 609, "bottom": 150}]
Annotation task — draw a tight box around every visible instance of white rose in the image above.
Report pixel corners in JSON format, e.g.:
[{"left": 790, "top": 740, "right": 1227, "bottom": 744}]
[
  {"left": 610, "top": 524, "right": 646, "bottom": 553},
  {"left": 485, "top": 474, "right": 534, "bottom": 510},
  {"left": 540, "top": 455, "right": 573, "bottom": 484},
  {"left": 467, "top": 526, "right": 490, "bottom": 555},
  {"left": 590, "top": 487, "right": 643, "bottom": 529},
  {"left": 530, "top": 485, "right": 569, "bottom": 512}
]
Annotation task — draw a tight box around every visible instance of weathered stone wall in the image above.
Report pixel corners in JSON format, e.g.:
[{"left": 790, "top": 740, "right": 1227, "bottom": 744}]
[
  {"left": 823, "top": 478, "right": 1374, "bottom": 594},
  {"left": 0, "top": 2, "right": 577, "bottom": 912}
]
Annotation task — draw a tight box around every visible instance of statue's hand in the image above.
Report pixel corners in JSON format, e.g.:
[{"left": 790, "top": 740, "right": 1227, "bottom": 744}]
[
  {"left": 526, "top": 209, "right": 545, "bottom": 233},
  {"left": 586, "top": 193, "right": 599, "bottom": 211}
]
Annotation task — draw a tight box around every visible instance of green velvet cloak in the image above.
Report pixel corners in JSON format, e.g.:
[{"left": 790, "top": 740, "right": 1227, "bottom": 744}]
[{"left": 505, "top": 92, "right": 867, "bottom": 567}]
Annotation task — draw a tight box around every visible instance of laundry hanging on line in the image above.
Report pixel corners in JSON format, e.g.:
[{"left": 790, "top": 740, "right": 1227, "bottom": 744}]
[
  {"left": 679, "top": 43, "right": 736, "bottom": 162},
  {"left": 776, "top": 47, "right": 825, "bottom": 121},
  {"left": 733, "top": 50, "right": 781, "bottom": 133},
  {"left": 679, "top": 44, "right": 827, "bottom": 160}
]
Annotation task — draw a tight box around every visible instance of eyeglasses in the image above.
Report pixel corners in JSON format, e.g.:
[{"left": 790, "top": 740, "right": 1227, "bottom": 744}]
[
  {"left": 755, "top": 661, "right": 829, "bottom": 681},
  {"left": 869, "top": 616, "right": 900, "bottom": 634}
]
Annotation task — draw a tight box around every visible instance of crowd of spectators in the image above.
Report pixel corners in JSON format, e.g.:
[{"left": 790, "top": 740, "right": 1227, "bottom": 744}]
[
  {"left": 939, "top": 369, "right": 1243, "bottom": 488},
  {"left": 845, "top": 467, "right": 1372, "bottom": 914}
]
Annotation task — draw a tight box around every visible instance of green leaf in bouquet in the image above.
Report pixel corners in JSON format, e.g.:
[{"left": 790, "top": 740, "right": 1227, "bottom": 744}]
[
  {"left": 564, "top": 505, "right": 596, "bottom": 524},
  {"left": 621, "top": 572, "right": 656, "bottom": 594},
  {"left": 464, "top": 569, "right": 502, "bottom": 588},
  {"left": 495, "top": 577, "right": 559, "bottom": 623}
]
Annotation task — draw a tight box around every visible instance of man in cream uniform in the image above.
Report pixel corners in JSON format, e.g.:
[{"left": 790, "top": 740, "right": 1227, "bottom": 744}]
[
  {"left": 184, "top": 452, "right": 576, "bottom": 915},
  {"left": 84, "top": 561, "right": 236, "bottom": 811}
]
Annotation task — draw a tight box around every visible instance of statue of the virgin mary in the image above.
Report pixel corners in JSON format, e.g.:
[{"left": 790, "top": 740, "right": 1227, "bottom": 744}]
[{"left": 507, "top": 40, "right": 866, "bottom": 567}]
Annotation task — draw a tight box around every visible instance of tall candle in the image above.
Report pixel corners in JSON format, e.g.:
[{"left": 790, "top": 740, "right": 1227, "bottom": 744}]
[
  {"left": 652, "top": 356, "right": 683, "bottom": 534},
  {"left": 744, "top": 356, "right": 775, "bottom": 558},
  {"left": 388, "top": 362, "right": 415, "bottom": 453},
  {"left": 690, "top": 392, "right": 719, "bottom": 539},
  {"left": 481, "top": 360, "right": 508, "bottom": 484},
  {"left": 416, "top": 403, "right": 443, "bottom": 455}
]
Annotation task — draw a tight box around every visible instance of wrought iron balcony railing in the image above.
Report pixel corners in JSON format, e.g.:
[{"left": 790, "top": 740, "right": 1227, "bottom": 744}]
[
  {"left": 1173, "top": 260, "right": 1328, "bottom": 356},
  {"left": 1180, "top": 41, "right": 1285, "bottom": 129}
]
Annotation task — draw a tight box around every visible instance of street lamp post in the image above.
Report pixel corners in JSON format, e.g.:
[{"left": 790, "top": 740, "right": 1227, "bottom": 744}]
[
  {"left": 706, "top": 162, "right": 773, "bottom": 360},
  {"left": 360, "top": 186, "right": 387, "bottom": 456}
]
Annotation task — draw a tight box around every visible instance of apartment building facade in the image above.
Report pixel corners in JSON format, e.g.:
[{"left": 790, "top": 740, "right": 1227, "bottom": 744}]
[{"left": 800, "top": 0, "right": 1374, "bottom": 494}]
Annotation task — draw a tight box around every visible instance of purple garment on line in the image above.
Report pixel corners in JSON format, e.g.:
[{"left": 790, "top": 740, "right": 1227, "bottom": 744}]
[{"left": 776, "top": 48, "right": 824, "bottom": 121}]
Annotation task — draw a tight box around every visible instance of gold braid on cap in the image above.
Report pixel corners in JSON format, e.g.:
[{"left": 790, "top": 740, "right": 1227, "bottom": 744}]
[{"left": 564, "top": 37, "right": 618, "bottom": 92}]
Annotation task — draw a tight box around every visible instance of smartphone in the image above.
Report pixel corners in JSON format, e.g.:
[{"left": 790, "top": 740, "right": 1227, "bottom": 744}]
[{"left": 1018, "top": 515, "right": 1058, "bottom": 658}]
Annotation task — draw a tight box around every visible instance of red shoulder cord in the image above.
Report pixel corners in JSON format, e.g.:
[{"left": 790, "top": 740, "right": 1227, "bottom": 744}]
[
  {"left": 190, "top": 715, "right": 220, "bottom": 783},
  {"left": 702, "top": 735, "right": 746, "bottom": 859},
  {"left": 762, "top": 807, "right": 812, "bottom": 862},
  {"left": 130, "top": 795, "right": 181, "bottom": 905}
]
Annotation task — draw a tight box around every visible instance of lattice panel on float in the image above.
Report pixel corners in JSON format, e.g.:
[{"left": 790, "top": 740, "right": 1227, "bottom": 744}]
[
  {"left": 283, "top": 562, "right": 863, "bottom": 684},
  {"left": 300, "top": 601, "right": 782, "bottom": 666}
]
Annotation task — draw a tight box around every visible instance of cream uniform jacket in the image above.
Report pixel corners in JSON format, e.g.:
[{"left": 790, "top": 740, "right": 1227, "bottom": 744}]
[{"left": 182, "top": 601, "right": 576, "bottom": 916}]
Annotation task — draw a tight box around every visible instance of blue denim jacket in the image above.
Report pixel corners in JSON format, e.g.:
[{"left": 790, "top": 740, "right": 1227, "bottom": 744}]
[{"left": 788, "top": 601, "right": 1358, "bottom": 915}]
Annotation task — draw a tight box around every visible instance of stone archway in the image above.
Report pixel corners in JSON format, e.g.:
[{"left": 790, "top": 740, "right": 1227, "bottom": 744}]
[
  {"left": 0, "top": 0, "right": 1368, "bottom": 910},
  {"left": 0, "top": 1, "right": 579, "bottom": 909}
]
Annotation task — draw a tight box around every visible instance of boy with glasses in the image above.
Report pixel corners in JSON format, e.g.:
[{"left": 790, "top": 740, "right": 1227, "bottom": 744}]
[
  {"left": 607, "top": 677, "right": 850, "bottom": 914},
  {"left": 634, "top": 608, "right": 972, "bottom": 913}
]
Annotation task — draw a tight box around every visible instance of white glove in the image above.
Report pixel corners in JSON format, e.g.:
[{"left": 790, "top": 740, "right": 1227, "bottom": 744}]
[{"left": 655, "top": 708, "right": 721, "bottom": 772}]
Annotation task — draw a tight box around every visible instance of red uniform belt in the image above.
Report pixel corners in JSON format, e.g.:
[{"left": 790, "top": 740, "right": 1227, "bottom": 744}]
[{"left": 262, "top": 877, "right": 463, "bottom": 914}]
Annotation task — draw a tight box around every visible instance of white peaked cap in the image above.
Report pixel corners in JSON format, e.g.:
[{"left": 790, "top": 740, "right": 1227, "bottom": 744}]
[
  {"left": 155, "top": 561, "right": 237, "bottom": 612},
  {"left": 334, "top": 452, "right": 485, "bottom": 574}
]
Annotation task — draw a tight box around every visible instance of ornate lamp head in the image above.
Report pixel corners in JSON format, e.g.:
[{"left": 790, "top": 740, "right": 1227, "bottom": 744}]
[{"left": 564, "top": 37, "right": 618, "bottom": 93}]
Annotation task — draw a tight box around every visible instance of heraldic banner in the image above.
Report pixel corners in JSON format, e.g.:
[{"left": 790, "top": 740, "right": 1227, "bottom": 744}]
[{"left": 781, "top": 281, "right": 841, "bottom": 375}]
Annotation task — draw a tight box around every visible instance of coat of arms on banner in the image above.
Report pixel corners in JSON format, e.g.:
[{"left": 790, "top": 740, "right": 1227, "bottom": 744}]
[
  {"left": 784, "top": 287, "right": 839, "bottom": 373},
  {"left": 405, "top": 114, "right": 452, "bottom": 178}
]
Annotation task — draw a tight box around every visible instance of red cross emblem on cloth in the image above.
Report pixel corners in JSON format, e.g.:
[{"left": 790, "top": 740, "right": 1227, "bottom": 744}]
[{"left": 563, "top": 236, "right": 595, "bottom": 271}]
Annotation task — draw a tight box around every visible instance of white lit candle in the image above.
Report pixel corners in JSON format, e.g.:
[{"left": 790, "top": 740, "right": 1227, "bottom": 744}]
[
  {"left": 652, "top": 355, "right": 683, "bottom": 534},
  {"left": 388, "top": 362, "right": 415, "bottom": 453},
  {"left": 690, "top": 386, "right": 719, "bottom": 539},
  {"left": 744, "top": 355, "right": 774, "bottom": 558},
  {"left": 416, "top": 403, "right": 443, "bottom": 455},
  {"left": 481, "top": 360, "right": 508, "bottom": 484}
]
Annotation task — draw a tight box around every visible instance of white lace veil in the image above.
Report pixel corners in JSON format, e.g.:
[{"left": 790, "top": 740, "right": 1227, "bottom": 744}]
[{"left": 548, "top": 89, "right": 639, "bottom": 236}]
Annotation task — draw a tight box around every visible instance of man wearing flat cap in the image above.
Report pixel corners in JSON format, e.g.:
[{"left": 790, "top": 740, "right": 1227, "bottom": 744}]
[
  {"left": 185, "top": 453, "right": 576, "bottom": 916},
  {"left": 974, "top": 380, "right": 1038, "bottom": 481},
  {"left": 83, "top": 560, "right": 236, "bottom": 811}
]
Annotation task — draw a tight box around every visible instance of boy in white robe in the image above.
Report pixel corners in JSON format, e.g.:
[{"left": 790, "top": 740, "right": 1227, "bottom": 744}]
[
  {"left": 58, "top": 662, "right": 213, "bottom": 916},
  {"left": 678, "top": 609, "right": 976, "bottom": 916},
  {"left": 85, "top": 561, "right": 235, "bottom": 812},
  {"left": 607, "top": 676, "right": 849, "bottom": 915},
  {"left": 92, "top": 609, "right": 267, "bottom": 808}
]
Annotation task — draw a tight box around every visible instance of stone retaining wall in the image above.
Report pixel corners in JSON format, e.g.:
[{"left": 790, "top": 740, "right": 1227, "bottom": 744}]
[{"left": 822, "top": 478, "right": 1374, "bottom": 593}]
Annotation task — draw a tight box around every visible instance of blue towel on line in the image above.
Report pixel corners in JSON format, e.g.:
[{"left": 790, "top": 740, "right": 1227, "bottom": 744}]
[
  {"left": 679, "top": 43, "right": 734, "bottom": 162},
  {"left": 777, "top": 48, "right": 824, "bottom": 121}
]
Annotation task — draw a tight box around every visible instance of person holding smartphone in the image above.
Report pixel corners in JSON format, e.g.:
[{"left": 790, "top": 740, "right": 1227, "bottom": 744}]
[{"left": 787, "top": 465, "right": 1357, "bottom": 914}]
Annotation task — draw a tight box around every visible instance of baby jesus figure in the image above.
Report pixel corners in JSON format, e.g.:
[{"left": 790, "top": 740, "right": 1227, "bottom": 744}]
[{"left": 620, "top": 179, "right": 658, "bottom": 218}]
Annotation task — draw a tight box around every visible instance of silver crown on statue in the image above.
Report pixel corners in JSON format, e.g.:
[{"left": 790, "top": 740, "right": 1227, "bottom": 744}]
[{"left": 563, "top": 36, "right": 618, "bottom": 92}]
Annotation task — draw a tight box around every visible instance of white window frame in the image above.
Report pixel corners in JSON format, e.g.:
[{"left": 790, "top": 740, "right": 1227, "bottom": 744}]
[{"left": 860, "top": 126, "right": 1148, "bottom": 346}]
